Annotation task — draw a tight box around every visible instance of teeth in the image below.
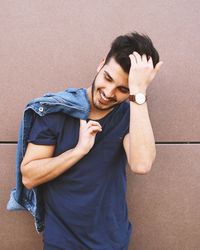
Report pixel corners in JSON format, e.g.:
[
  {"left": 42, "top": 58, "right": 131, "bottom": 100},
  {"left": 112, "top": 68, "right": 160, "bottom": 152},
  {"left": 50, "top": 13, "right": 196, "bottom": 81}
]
[{"left": 101, "top": 92, "right": 109, "bottom": 101}]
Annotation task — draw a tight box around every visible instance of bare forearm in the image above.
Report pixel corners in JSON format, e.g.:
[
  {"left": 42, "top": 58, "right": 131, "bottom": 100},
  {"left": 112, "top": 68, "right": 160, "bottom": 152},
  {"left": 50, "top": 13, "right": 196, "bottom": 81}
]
[
  {"left": 126, "top": 51, "right": 162, "bottom": 173},
  {"left": 21, "top": 147, "right": 85, "bottom": 189},
  {"left": 129, "top": 102, "right": 156, "bottom": 173}
]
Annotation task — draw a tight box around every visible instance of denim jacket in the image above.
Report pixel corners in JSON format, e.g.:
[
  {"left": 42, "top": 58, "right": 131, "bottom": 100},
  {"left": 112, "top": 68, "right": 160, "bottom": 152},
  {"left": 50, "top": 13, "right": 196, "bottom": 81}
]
[{"left": 7, "top": 88, "right": 90, "bottom": 232}]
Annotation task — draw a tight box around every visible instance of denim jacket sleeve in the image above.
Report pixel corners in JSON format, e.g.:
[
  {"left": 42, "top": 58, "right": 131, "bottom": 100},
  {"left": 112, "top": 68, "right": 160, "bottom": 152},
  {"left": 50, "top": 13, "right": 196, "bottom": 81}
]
[{"left": 6, "top": 88, "right": 90, "bottom": 232}]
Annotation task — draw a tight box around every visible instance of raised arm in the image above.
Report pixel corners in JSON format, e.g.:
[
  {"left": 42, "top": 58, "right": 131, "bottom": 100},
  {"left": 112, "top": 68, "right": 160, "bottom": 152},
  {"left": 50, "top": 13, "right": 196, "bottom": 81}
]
[{"left": 123, "top": 51, "right": 163, "bottom": 174}]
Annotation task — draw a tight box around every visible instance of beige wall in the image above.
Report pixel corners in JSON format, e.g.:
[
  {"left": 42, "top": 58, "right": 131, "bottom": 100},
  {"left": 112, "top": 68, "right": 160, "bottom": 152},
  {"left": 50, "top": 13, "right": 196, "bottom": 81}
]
[{"left": 1, "top": 1, "right": 200, "bottom": 249}]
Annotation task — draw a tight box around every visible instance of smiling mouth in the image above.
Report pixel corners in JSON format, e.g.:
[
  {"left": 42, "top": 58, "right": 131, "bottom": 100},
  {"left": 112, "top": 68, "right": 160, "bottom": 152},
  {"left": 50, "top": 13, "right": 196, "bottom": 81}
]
[{"left": 99, "top": 90, "right": 115, "bottom": 105}]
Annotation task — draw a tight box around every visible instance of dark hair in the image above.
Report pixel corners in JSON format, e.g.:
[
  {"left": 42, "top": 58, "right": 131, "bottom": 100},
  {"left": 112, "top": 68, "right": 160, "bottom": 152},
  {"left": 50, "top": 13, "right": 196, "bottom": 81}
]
[{"left": 104, "top": 32, "right": 160, "bottom": 73}]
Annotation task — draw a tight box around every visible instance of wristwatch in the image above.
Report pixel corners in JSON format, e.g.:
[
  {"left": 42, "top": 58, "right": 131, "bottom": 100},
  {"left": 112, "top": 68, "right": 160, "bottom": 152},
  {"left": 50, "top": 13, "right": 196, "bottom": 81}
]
[{"left": 129, "top": 93, "right": 147, "bottom": 105}]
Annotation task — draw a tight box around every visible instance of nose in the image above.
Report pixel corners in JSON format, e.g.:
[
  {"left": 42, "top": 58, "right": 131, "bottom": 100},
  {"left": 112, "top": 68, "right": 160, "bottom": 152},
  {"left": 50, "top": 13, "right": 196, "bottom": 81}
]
[{"left": 104, "top": 84, "right": 115, "bottom": 98}]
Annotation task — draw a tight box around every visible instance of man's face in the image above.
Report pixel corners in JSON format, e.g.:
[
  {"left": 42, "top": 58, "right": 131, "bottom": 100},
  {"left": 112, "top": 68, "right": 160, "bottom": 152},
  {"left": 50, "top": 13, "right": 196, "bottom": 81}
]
[{"left": 91, "top": 57, "right": 129, "bottom": 111}]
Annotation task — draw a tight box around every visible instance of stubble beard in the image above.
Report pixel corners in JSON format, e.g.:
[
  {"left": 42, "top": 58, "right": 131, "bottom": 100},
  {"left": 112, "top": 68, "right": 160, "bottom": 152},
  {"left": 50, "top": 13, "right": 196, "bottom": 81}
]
[{"left": 91, "top": 78, "right": 120, "bottom": 111}]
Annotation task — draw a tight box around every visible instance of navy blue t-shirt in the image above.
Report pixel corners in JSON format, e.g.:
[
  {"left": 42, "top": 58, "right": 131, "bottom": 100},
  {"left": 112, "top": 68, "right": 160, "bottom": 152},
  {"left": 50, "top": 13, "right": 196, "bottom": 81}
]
[{"left": 28, "top": 101, "right": 132, "bottom": 250}]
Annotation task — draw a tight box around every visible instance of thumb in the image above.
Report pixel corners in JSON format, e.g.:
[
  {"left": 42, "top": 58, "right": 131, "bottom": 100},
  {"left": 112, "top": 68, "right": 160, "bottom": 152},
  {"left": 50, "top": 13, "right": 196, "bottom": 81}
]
[
  {"left": 150, "top": 61, "right": 164, "bottom": 82},
  {"left": 155, "top": 61, "right": 164, "bottom": 72},
  {"left": 80, "top": 119, "right": 87, "bottom": 127}
]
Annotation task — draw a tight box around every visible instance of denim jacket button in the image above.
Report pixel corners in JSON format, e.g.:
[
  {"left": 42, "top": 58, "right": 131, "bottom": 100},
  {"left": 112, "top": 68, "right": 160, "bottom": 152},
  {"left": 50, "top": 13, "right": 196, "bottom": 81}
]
[{"left": 39, "top": 106, "right": 44, "bottom": 112}]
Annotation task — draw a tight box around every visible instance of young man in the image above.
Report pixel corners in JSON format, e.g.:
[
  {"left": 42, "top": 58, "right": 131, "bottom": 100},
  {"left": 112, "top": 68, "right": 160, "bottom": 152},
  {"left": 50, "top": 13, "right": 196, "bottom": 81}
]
[{"left": 21, "top": 32, "right": 162, "bottom": 250}]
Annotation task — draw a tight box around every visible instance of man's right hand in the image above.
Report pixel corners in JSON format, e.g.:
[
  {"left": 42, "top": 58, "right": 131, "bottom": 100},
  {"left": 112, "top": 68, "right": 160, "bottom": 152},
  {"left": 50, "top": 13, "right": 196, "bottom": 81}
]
[
  {"left": 76, "top": 120, "right": 102, "bottom": 155},
  {"left": 21, "top": 119, "right": 102, "bottom": 189}
]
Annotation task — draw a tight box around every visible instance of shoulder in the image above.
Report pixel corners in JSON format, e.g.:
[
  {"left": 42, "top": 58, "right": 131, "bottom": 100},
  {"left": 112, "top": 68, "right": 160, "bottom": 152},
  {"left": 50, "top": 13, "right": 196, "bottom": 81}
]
[
  {"left": 33, "top": 112, "right": 69, "bottom": 131},
  {"left": 36, "top": 112, "right": 67, "bottom": 123}
]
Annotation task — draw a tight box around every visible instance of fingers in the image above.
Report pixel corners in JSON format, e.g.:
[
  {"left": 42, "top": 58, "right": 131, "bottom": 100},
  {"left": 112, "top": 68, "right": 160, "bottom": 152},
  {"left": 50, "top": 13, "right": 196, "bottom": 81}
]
[
  {"left": 129, "top": 54, "right": 137, "bottom": 66},
  {"left": 80, "top": 119, "right": 102, "bottom": 133},
  {"left": 133, "top": 51, "right": 142, "bottom": 63},
  {"left": 129, "top": 51, "right": 149, "bottom": 67},
  {"left": 87, "top": 120, "right": 102, "bottom": 128},
  {"left": 80, "top": 119, "right": 102, "bottom": 128},
  {"left": 87, "top": 121, "right": 102, "bottom": 134},
  {"left": 141, "top": 54, "right": 148, "bottom": 64},
  {"left": 147, "top": 56, "right": 154, "bottom": 69},
  {"left": 128, "top": 51, "right": 163, "bottom": 87},
  {"left": 88, "top": 125, "right": 102, "bottom": 135},
  {"left": 129, "top": 51, "right": 163, "bottom": 71}
]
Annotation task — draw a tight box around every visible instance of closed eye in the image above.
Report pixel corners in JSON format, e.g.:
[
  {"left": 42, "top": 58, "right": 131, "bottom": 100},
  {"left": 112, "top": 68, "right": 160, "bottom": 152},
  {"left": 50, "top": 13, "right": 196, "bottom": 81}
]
[
  {"left": 104, "top": 74, "right": 112, "bottom": 82},
  {"left": 118, "top": 86, "right": 129, "bottom": 94}
]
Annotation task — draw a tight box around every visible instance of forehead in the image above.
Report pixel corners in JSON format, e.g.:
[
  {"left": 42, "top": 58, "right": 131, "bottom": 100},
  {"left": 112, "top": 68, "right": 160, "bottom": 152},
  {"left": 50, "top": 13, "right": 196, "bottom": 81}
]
[{"left": 103, "top": 57, "right": 129, "bottom": 85}]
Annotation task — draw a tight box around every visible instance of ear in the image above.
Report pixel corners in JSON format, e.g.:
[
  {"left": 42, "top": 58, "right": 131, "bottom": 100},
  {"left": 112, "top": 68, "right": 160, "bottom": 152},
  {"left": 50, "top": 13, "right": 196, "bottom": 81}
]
[{"left": 97, "top": 59, "right": 105, "bottom": 73}]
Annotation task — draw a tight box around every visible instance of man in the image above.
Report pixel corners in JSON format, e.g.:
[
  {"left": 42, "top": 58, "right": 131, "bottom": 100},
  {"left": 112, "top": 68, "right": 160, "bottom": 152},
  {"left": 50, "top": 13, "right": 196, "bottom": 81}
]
[{"left": 20, "top": 32, "right": 162, "bottom": 249}]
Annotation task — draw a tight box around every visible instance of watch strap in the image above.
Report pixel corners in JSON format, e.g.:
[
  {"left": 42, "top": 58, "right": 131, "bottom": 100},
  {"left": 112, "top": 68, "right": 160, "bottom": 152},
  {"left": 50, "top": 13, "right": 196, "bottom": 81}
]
[
  {"left": 129, "top": 95, "right": 136, "bottom": 102},
  {"left": 129, "top": 94, "right": 147, "bottom": 104}
]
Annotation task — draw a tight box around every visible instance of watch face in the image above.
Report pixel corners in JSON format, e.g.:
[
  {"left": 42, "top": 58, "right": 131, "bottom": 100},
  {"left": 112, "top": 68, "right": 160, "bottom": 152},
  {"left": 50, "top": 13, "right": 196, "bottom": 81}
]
[{"left": 135, "top": 93, "right": 146, "bottom": 104}]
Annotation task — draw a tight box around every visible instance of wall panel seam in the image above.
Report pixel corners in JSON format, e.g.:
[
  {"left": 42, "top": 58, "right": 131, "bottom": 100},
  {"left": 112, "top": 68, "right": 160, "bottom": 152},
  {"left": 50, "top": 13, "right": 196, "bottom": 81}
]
[{"left": 1, "top": 141, "right": 200, "bottom": 144}]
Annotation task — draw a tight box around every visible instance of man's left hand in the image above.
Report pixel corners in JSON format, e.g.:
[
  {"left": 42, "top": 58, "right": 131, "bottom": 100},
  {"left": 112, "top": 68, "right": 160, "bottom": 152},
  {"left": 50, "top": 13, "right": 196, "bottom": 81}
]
[{"left": 128, "top": 51, "right": 163, "bottom": 93}]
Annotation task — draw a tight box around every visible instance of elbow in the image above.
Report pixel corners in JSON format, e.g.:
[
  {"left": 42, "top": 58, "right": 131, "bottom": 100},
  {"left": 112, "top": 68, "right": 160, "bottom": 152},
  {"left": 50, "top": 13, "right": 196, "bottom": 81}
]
[
  {"left": 129, "top": 150, "right": 156, "bottom": 175},
  {"left": 129, "top": 154, "right": 156, "bottom": 175},
  {"left": 21, "top": 164, "right": 34, "bottom": 189},
  {"left": 22, "top": 176, "right": 34, "bottom": 189},
  {"left": 130, "top": 162, "right": 152, "bottom": 174},
  {"left": 128, "top": 147, "right": 156, "bottom": 174}
]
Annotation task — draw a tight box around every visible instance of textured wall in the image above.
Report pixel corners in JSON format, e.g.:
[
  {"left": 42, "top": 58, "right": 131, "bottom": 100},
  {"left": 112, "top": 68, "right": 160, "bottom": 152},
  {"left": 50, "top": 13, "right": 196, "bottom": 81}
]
[{"left": 1, "top": 1, "right": 200, "bottom": 249}]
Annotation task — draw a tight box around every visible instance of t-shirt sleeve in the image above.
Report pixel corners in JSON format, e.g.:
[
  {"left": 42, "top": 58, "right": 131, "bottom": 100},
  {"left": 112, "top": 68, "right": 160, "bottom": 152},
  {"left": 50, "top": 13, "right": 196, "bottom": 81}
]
[
  {"left": 121, "top": 101, "right": 130, "bottom": 136},
  {"left": 28, "top": 114, "right": 57, "bottom": 145}
]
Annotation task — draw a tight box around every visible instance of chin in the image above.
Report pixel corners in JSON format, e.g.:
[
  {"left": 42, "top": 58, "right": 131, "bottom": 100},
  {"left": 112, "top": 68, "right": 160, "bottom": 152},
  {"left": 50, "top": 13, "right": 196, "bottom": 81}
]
[
  {"left": 91, "top": 80, "right": 119, "bottom": 110},
  {"left": 93, "top": 98, "right": 119, "bottom": 111}
]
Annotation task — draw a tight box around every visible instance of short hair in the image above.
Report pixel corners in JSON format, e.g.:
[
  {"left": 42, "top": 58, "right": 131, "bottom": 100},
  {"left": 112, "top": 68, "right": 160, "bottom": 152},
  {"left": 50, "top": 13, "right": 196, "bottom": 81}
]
[{"left": 104, "top": 32, "right": 160, "bottom": 73}]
